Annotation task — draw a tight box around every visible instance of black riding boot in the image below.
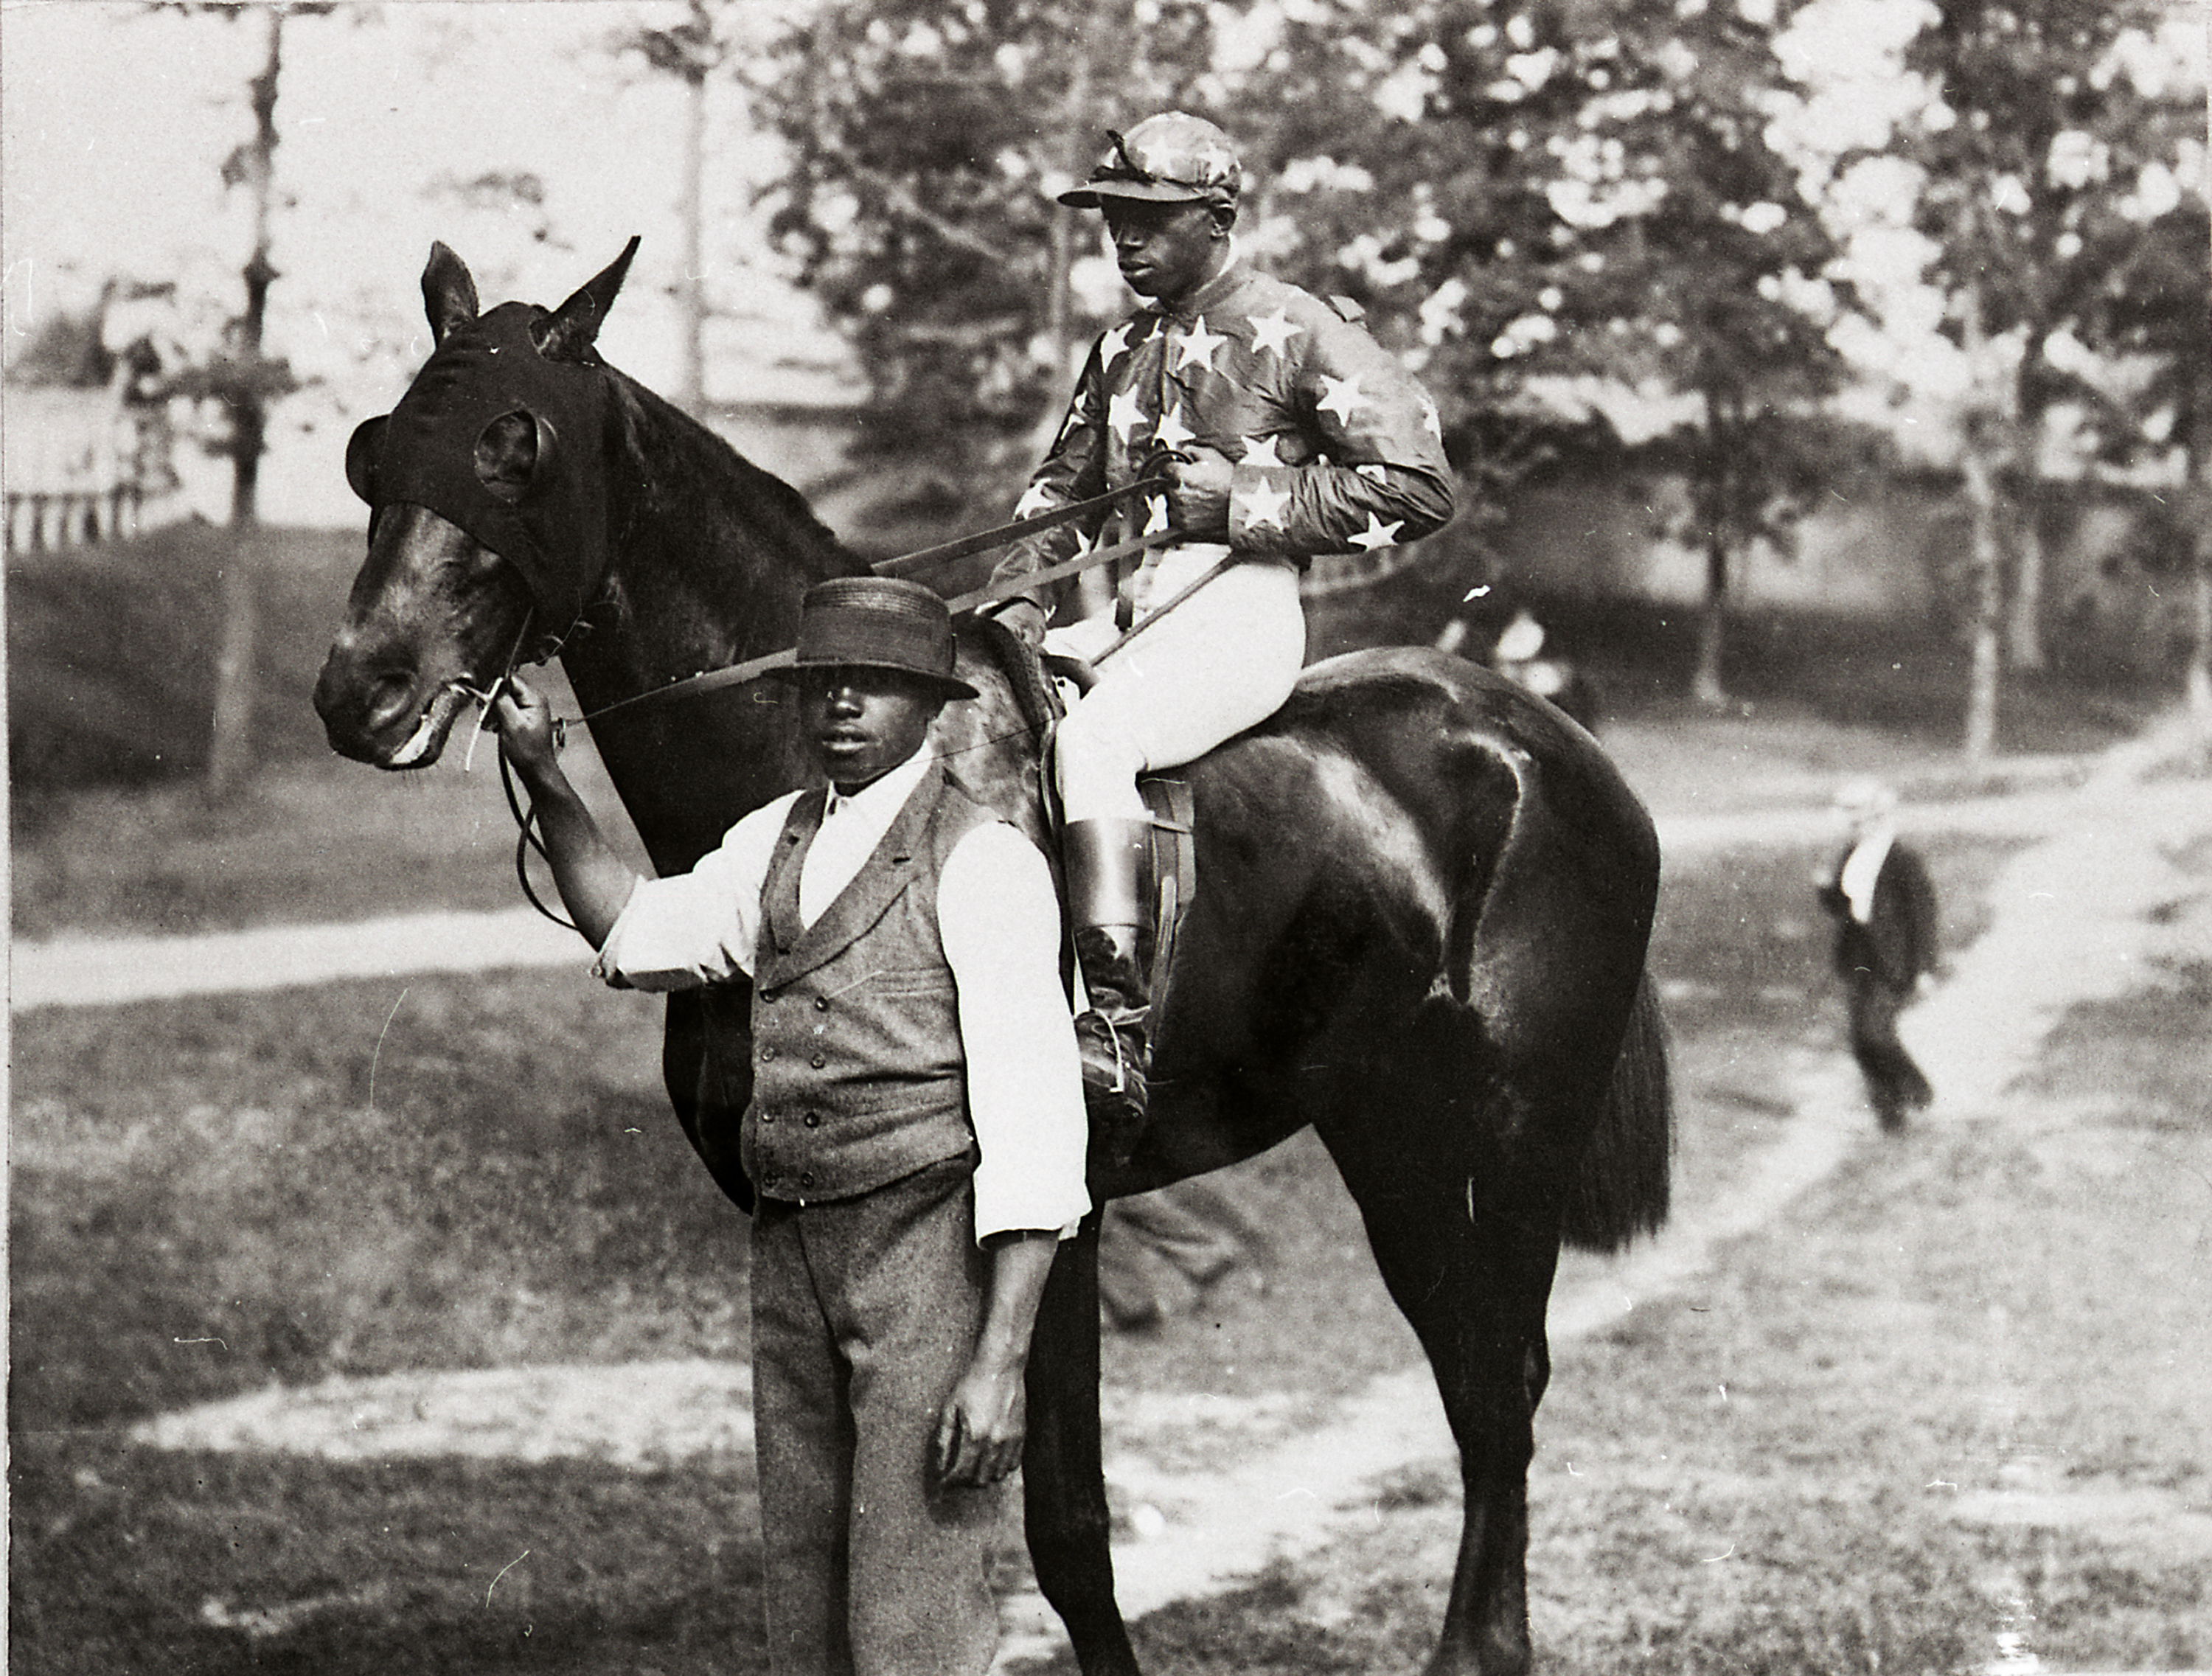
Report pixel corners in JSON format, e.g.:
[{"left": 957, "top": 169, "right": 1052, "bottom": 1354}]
[{"left": 1064, "top": 818, "right": 1153, "bottom": 1165}]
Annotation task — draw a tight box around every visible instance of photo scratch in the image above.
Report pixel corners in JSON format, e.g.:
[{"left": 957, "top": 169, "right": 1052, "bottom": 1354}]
[
  {"left": 368, "top": 987, "right": 410, "bottom": 1113},
  {"left": 487, "top": 1549, "right": 529, "bottom": 1607}
]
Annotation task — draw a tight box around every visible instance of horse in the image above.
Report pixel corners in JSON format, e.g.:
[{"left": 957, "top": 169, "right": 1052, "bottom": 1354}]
[{"left": 313, "top": 241, "right": 1673, "bottom": 1676}]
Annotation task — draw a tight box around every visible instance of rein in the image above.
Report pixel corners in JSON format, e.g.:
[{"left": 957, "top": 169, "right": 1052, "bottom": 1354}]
[
  {"left": 564, "top": 476, "right": 1174, "bottom": 727},
  {"left": 490, "top": 473, "right": 1202, "bottom": 928}
]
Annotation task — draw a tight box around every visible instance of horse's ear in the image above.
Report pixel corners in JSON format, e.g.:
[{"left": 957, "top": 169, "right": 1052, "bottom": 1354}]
[
  {"left": 422, "top": 243, "right": 479, "bottom": 344},
  {"left": 535, "top": 235, "right": 640, "bottom": 363},
  {"left": 346, "top": 415, "right": 388, "bottom": 504}
]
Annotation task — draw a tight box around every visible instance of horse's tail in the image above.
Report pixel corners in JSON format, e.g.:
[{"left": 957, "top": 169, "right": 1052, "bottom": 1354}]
[{"left": 1559, "top": 967, "right": 1673, "bottom": 1253}]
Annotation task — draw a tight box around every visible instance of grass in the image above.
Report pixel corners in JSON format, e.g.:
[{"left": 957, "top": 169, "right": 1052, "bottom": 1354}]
[
  {"left": 7, "top": 521, "right": 366, "bottom": 792},
  {"left": 9, "top": 518, "right": 2201, "bottom": 1672},
  {"left": 1069, "top": 962, "right": 2212, "bottom": 1676},
  {"left": 7, "top": 972, "right": 742, "bottom": 1430},
  {"left": 6, "top": 809, "right": 2063, "bottom": 1674}
]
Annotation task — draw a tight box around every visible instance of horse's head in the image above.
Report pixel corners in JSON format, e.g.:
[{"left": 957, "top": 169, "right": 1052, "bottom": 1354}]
[{"left": 313, "top": 239, "right": 639, "bottom": 767}]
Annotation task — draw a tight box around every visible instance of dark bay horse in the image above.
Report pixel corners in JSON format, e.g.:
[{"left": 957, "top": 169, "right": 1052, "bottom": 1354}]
[{"left": 313, "top": 241, "right": 1673, "bottom": 1676}]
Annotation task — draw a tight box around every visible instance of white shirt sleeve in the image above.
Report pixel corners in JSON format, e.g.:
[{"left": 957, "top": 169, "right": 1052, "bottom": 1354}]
[
  {"left": 937, "top": 821, "right": 1093, "bottom": 1243},
  {"left": 592, "top": 790, "right": 803, "bottom": 990}
]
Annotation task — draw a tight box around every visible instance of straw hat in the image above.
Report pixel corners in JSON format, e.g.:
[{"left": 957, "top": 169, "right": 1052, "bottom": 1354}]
[{"left": 776, "top": 576, "right": 978, "bottom": 700}]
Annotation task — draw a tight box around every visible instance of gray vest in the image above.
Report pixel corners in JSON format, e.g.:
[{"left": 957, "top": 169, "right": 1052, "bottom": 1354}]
[{"left": 742, "top": 762, "right": 995, "bottom": 1204}]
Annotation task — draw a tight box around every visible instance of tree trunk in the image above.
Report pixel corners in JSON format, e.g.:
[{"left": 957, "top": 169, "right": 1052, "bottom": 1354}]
[
  {"left": 675, "top": 64, "right": 707, "bottom": 413},
  {"left": 2187, "top": 439, "right": 2211, "bottom": 739},
  {"left": 1690, "top": 386, "right": 1731, "bottom": 709},
  {"left": 1955, "top": 283, "right": 2008, "bottom": 764},
  {"left": 2004, "top": 496, "right": 2047, "bottom": 672},
  {"left": 206, "top": 7, "right": 283, "bottom": 805},
  {"left": 1959, "top": 444, "right": 2005, "bottom": 762},
  {"left": 1691, "top": 531, "right": 1728, "bottom": 709}
]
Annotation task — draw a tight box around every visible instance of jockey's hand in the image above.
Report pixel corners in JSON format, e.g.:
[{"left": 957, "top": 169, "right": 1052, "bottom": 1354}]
[
  {"left": 1166, "top": 447, "right": 1234, "bottom": 538},
  {"left": 490, "top": 675, "right": 560, "bottom": 779},
  {"left": 992, "top": 598, "right": 1049, "bottom": 650}
]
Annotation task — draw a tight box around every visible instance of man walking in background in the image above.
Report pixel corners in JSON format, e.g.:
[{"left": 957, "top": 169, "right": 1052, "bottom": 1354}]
[{"left": 1817, "top": 776, "right": 1940, "bottom": 1133}]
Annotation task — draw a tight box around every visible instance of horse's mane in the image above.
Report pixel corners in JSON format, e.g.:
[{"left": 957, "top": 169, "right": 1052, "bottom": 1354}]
[{"left": 601, "top": 361, "right": 864, "bottom": 578}]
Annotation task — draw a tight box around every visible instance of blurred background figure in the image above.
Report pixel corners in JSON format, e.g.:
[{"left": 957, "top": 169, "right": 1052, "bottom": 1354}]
[
  {"left": 1815, "top": 777, "right": 1939, "bottom": 1133},
  {"left": 1098, "top": 1177, "right": 1272, "bottom": 1331},
  {"left": 1436, "top": 606, "right": 1602, "bottom": 733}
]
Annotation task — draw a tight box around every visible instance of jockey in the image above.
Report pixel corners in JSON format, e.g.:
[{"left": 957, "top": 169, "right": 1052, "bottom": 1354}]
[{"left": 987, "top": 110, "right": 1456, "bottom": 1130}]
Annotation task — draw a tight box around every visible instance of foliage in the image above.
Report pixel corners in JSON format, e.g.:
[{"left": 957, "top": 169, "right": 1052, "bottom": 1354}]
[
  {"left": 738, "top": 0, "right": 1860, "bottom": 594},
  {"left": 744, "top": 0, "right": 1217, "bottom": 502},
  {"left": 1877, "top": 0, "right": 2208, "bottom": 725},
  {"left": 1894, "top": 0, "right": 2207, "bottom": 437}
]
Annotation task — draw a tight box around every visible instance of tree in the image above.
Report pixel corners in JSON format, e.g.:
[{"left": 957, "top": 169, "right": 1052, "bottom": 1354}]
[
  {"left": 745, "top": 0, "right": 1220, "bottom": 513},
  {"left": 1885, "top": 0, "right": 2205, "bottom": 755},
  {"left": 1225, "top": 0, "right": 1853, "bottom": 702},
  {"left": 611, "top": 0, "right": 745, "bottom": 413},
  {"left": 147, "top": 1, "right": 333, "bottom": 800}
]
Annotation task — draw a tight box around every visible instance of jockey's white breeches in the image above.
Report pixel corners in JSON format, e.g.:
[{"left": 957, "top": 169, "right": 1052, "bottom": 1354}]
[{"left": 1047, "top": 545, "right": 1306, "bottom": 824}]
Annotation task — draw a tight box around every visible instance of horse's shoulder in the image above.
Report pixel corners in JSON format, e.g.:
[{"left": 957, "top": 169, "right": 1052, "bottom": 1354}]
[{"left": 936, "top": 613, "right": 1056, "bottom": 847}]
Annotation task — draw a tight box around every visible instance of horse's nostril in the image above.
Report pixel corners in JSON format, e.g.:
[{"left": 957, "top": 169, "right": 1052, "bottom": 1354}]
[{"left": 313, "top": 644, "right": 421, "bottom": 733}]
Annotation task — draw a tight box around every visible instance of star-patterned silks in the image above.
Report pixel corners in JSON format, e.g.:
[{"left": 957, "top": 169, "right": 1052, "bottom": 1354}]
[
  {"left": 1014, "top": 481, "right": 1060, "bottom": 519},
  {"left": 1247, "top": 307, "right": 1302, "bottom": 358},
  {"left": 1241, "top": 477, "right": 1293, "bottom": 532},
  {"left": 992, "top": 261, "right": 1454, "bottom": 596},
  {"left": 1349, "top": 512, "right": 1404, "bottom": 551},
  {"left": 1107, "top": 387, "right": 1149, "bottom": 445},
  {"left": 1153, "top": 403, "right": 1197, "bottom": 453},
  {"left": 1317, "top": 373, "right": 1372, "bottom": 426},
  {"left": 1172, "top": 316, "right": 1228, "bottom": 373}
]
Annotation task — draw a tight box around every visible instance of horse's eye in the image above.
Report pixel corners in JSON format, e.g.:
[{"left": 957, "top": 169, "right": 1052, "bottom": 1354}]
[
  {"left": 345, "top": 415, "right": 389, "bottom": 504},
  {"left": 475, "top": 409, "right": 559, "bottom": 505}
]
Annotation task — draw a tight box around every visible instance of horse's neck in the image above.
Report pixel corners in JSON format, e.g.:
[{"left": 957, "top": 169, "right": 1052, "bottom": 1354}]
[{"left": 560, "top": 376, "right": 865, "bottom": 875}]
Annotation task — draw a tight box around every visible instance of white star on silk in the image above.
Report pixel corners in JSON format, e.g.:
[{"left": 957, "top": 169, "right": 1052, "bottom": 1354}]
[
  {"left": 1100, "top": 320, "right": 1135, "bottom": 369},
  {"left": 1108, "top": 388, "right": 1149, "bottom": 443},
  {"left": 1355, "top": 462, "right": 1389, "bottom": 483},
  {"left": 1172, "top": 316, "right": 1228, "bottom": 373},
  {"left": 1152, "top": 403, "right": 1197, "bottom": 452},
  {"left": 1242, "top": 434, "right": 1287, "bottom": 468},
  {"left": 1143, "top": 495, "right": 1172, "bottom": 535},
  {"left": 1349, "top": 512, "right": 1404, "bottom": 551},
  {"left": 1014, "top": 481, "right": 1059, "bottom": 519},
  {"left": 1242, "top": 477, "right": 1292, "bottom": 531},
  {"left": 1317, "top": 374, "right": 1372, "bottom": 425},
  {"left": 1247, "top": 307, "right": 1302, "bottom": 357}
]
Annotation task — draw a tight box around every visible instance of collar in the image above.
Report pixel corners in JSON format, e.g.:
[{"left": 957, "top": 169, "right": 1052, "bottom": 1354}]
[{"left": 823, "top": 746, "right": 934, "bottom": 825}]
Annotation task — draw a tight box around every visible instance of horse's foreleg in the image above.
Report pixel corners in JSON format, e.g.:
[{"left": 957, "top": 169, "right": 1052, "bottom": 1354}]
[{"left": 1021, "top": 1212, "right": 1141, "bottom": 1676}]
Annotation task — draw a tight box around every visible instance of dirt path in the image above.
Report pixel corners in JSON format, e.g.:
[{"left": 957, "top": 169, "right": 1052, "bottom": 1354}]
[
  {"left": 109, "top": 717, "right": 2212, "bottom": 1667},
  {"left": 4, "top": 751, "right": 2090, "bottom": 1012}
]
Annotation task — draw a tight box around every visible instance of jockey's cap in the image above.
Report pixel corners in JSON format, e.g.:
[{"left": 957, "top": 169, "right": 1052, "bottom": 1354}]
[{"left": 1057, "top": 111, "right": 1243, "bottom": 209}]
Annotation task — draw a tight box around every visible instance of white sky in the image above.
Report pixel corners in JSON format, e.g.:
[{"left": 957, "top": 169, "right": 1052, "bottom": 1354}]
[{"left": 1, "top": 0, "right": 841, "bottom": 523}]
